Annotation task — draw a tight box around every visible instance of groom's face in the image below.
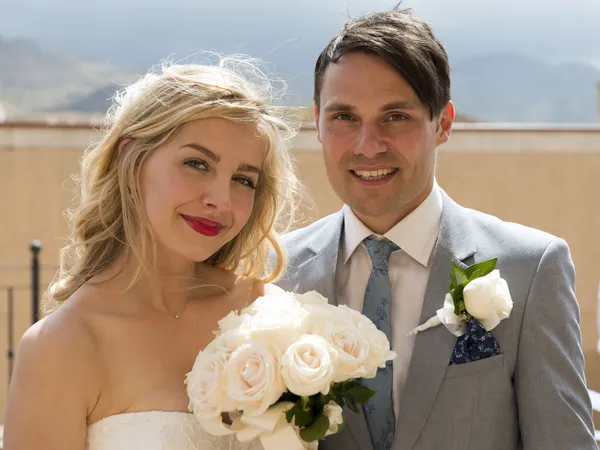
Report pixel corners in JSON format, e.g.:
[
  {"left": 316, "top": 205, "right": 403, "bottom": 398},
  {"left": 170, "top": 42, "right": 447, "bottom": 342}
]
[{"left": 315, "top": 53, "right": 454, "bottom": 234}]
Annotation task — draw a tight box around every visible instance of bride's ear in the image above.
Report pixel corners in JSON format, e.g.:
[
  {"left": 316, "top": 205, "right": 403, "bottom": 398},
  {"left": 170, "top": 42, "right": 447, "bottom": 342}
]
[{"left": 117, "top": 138, "right": 133, "bottom": 154}]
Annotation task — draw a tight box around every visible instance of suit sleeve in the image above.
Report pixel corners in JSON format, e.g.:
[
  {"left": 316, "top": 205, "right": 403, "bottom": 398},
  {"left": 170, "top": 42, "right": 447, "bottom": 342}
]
[{"left": 515, "top": 237, "right": 597, "bottom": 449}]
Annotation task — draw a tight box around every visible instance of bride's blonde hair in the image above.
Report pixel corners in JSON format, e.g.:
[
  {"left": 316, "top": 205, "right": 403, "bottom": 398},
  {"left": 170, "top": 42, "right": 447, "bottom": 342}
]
[{"left": 45, "top": 56, "right": 300, "bottom": 312}]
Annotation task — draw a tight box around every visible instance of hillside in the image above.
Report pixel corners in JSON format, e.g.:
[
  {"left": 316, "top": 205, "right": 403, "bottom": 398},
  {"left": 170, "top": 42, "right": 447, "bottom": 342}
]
[
  {"left": 1, "top": 37, "right": 599, "bottom": 123},
  {"left": 451, "top": 53, "right": 600, "bottom": 123},
  {"left": 0, "top": 37, "right": 140, "bottom": 116}
]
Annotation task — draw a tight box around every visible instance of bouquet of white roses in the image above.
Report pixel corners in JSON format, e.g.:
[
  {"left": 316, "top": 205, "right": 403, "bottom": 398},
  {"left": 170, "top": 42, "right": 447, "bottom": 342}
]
[{"left": 185, "top": 285, "right": 396, "bottom": 450}]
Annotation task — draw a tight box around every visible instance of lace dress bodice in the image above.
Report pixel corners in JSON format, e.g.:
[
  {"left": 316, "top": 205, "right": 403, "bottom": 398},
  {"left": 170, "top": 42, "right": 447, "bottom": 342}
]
[{"left": 86, "top": 411, "right": 264, "bottom": 450}]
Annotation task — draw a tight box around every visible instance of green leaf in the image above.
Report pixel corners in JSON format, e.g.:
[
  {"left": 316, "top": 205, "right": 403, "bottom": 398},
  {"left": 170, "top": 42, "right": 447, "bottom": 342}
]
[
  {"left": 299, "top": 413, "right": 330, "bottom": 443},
  {"left": 346, "top": 386, "right": 376, "bottom": 404},
  {"left": 340, "top": 380, "right": 360, "bottom": 392},
  {"left": 346, "top": 395, "right": 359, "bottom": 413},
  {"left": 450, "top": 285, "right": 463, "bottom": 303},
  {"left": 333, "top": 394, "right": 345, "bottom": 409},
  {"left": 464, "top": 258, "right": 497, "bottom": 280},
  {"left": 285, "top": 403, "right": 299, "bottom": 423},
  {"left": 278, "top": 391, "right": 299, "bottom": 404},
  {"left": 454, "top": 298, "right": 469, "bottom": 317},
  {"left": 285, "top": 401, "right": 314, "bottom": 427},
  {"left": 330, "top": 381, "right": 343, "bottom": 391},
  {"left": 452, "top": 263, "right": 469, "bottom": 288},
  {"left": 300, "top": 396, "right": 311, "bottom": 411},
  {"left": 449, "top": 264, "right": 458, "bottom": 291}
]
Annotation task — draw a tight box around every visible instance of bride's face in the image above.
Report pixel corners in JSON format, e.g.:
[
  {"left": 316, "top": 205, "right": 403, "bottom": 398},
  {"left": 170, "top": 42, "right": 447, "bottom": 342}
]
[{"left": 139, "top": 118, "right": 265, "bottom": 265}]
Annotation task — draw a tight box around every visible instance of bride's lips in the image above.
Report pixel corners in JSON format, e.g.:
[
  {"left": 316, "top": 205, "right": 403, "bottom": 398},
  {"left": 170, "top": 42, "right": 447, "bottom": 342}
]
[{"left": 181, "top": 214, "right": 223, "bottom": 237}]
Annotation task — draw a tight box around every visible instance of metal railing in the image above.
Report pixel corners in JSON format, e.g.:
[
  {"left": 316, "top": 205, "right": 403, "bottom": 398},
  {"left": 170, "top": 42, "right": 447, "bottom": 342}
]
[{"left": 0, "top": 241, "right": 57, "bottom": 385}]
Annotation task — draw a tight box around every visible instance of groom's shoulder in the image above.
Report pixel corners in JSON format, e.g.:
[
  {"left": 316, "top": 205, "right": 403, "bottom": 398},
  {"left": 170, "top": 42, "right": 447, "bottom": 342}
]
[
  {"left": 462, "top": 205, "right": 560, "bottom": 255},
  {"left": 281, "top": 213, "right": 339, "bottom": 253}
]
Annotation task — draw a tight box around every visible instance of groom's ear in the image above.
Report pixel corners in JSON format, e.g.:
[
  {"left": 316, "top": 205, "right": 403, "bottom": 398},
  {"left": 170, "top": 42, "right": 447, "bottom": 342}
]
[
  {"left": 435, "top": 101, "right": 455, "bottom": 147},
  {"left": 313, "top": 103, "right": 322, "bottom": 143}
]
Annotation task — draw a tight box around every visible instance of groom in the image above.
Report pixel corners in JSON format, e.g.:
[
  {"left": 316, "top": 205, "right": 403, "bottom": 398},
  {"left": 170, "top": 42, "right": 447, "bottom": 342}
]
[{"left": 277, "top": 7, "right": 597, "bottom": 450}]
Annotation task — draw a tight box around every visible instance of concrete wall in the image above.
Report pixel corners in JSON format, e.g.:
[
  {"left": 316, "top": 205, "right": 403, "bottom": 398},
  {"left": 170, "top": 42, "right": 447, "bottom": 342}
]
[{"left": 1, "top": 120, "right": 599, "bottom": 424}]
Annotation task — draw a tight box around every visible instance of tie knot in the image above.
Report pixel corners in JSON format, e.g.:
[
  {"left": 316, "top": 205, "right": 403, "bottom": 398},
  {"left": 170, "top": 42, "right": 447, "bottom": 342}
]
[{"left": 363, "top": 237, "right": 399, "bottom": 271}]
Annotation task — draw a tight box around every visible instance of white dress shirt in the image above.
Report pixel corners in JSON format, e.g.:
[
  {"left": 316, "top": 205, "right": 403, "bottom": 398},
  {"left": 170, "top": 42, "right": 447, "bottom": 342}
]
[{"left": 336, "top": 181, "right": 443, "bottom": 418}]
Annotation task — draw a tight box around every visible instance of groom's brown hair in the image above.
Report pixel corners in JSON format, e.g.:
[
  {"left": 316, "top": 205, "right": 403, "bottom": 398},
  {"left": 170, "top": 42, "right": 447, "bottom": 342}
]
[{"left": 313, "top": 4, "right": 451, "bottom": 119}]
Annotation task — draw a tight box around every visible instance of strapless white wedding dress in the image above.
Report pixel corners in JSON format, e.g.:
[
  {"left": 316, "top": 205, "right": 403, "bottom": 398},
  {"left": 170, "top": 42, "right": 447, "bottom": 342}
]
[{"left": 86, "top": 411, "right": 264, "bottom": 450}]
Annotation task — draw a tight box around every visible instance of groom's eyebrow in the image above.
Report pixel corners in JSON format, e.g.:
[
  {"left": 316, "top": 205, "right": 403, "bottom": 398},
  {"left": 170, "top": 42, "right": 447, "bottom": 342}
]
[
  {"left": 381, "top": 101, "right": 419, "bottom": 111},
  {"left": 323, "top": 100, "right": 419, "bottom": 113},
  {"left": 323, "top": 102, "right": 354, "bottom": 113}
]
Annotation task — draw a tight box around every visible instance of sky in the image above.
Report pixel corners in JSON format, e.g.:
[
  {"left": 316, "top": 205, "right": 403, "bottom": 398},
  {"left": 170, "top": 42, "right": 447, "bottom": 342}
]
[
  {"left": 1, "top": 0, "right": 598, "bottom": 63},
  {"left": 1, "top": 0, "right": 599, "bottom": 103}
]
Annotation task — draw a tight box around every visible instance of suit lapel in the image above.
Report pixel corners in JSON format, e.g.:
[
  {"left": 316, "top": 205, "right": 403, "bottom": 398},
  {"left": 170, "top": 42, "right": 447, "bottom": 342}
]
[
  {"left": 393, "top": 191, "right": 477, "bottom": 450},
  {"left": 295, "top": 212, "right": 344, "bottom": 306},
  {"left": 295, "top": 211, "right": 373, "bottom": 450}
]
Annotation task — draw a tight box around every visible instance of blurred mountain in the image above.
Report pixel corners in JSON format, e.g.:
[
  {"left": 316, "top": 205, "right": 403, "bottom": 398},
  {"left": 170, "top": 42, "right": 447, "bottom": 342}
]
[
  {"left": 55, "top": 85, "right": 121, "bottom": 113},
  {"left": 1, "top": 37, "right": 599, "bottom": 123},
  {"left": 450, "top": 53, "right": 600, "bottom": 123},
  {"left": 0, "top": 36, "right": 140, "bottom": 116}
]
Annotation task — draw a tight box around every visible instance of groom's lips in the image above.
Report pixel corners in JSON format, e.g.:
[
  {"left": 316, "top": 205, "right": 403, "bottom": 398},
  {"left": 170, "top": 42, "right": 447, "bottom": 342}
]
[{"left": 349, "top": 167, "right": 399, "bottom": 186}]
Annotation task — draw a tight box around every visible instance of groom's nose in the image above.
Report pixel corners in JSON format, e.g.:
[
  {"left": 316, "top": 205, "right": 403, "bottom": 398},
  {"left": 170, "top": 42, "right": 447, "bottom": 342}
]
[{"left": 354, "top": 123, "right": 387, "bottom": 158}]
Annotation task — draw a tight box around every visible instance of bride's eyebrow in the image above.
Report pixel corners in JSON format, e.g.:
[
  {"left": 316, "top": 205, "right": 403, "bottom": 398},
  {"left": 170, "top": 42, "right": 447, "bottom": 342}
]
[
  {"left": 238, "top": 163, "right": 261, "bottom": 175},
  {"left": 180, "top": 143, "right": 261, "bottom": 175},
  {"left": 180, "top": 143, "right": 219, "bottom": 162}
]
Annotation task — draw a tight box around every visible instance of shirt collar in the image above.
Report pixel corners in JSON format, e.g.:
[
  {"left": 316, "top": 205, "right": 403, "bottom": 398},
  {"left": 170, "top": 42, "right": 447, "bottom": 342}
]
[{"left": 342, "top": 180, "right": 443, "bottom": 267}]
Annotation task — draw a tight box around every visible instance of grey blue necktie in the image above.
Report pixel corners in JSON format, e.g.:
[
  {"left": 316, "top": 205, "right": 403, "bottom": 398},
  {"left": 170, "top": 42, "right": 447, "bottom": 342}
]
[{"left": 361, "top": 237, "right": 399, "bottom": 450}]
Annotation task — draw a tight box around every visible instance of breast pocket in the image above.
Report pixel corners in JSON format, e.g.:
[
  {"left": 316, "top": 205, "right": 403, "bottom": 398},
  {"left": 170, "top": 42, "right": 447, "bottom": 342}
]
[
  {"left": 417, "top": 354, "right": 508, "bottom": 450},
  {"left": 444, "top": 354, "right": 505, "bottom": 379}
]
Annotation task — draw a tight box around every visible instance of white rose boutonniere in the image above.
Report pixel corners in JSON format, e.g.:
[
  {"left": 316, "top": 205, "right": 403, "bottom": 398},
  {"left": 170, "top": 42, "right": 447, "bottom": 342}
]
[{"left": 409, "top": 258, "right": 513, "bottom": 337}]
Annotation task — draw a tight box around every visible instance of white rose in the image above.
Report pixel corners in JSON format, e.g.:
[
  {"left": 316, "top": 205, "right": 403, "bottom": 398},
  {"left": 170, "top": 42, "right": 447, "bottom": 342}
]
[
  {"left": 323, "top": 401, "right": 344, "bottom": 437},
  {"left": 244, "top": 295, "right": 309, "bottom": 354},
  {"left": 463, "top": 269, "right": 513, "bottom": 331},
  {"left": 315, "top": 319, "right": 370, "bottom": 381},
  {"left": 302, "top": 302, "right": 338, "bottom": 334},
  {"left": 281, "top": 334, "right": 335, "bottom": 396},
  {"left": 294, "top": 290, "right": 329, "bottom": 306},
  {"left": 223, "top": 342, "right": 286, "bottom": 417},
  {"left": 186, "top": 348, "right": 229, "bottom": 420},
  {"left": 356, "top": 319, "right": 396, "bottom": 378},
  {"left": 336, "top": 304, "right": 365, "bottom": 326},
  {"left": 218, "top": 310, "right": 251, "bottom": 333},
  {"left": 214, "top": 328, "right": 248, "bottom": 354},
  {"left": 242, "top": 290, "right": 299, "bottom": 316}
]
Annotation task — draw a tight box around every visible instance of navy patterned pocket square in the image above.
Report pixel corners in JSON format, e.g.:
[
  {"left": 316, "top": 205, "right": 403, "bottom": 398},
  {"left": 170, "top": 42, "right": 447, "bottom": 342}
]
[{"left": 450, "top": 319, "right": 501, "bottom": 365}]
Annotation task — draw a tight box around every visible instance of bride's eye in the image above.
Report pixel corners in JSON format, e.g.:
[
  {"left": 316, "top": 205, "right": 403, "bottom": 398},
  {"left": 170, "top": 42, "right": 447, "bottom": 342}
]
[
  {"left": 184, "top": 159, "right": 208, "bottom": 171},
  {"left": 233, "top": 176, "right": 257, "bottom": 189}
]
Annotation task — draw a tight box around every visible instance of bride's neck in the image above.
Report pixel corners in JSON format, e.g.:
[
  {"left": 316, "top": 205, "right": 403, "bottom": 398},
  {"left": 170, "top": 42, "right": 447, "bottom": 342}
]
[{"left": 93, "top": 248, "right": 203, "bottom": 313}]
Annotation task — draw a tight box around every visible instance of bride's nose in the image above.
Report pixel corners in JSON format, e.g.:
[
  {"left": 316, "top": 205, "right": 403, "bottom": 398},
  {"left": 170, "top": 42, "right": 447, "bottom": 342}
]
[{"left": 201, "top": 179, "right": 232, "bottom": 212}]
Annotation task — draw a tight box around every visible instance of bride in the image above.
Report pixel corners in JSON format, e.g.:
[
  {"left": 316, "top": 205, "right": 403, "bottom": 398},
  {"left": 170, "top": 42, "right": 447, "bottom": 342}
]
[{"left": 3, "top": 58, "right": 300, "bottom": 450}]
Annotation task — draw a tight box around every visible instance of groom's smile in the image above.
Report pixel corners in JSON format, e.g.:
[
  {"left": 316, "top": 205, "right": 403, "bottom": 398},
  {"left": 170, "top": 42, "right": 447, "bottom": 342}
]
[{"left": 351, "top": 167, "right": 399, "bottom": 183}]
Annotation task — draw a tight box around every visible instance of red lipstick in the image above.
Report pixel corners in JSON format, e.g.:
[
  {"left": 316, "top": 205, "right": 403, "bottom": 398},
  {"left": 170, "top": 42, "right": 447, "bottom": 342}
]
[{"left": 182, "top": 215, "right": 223, "bottom": 237}]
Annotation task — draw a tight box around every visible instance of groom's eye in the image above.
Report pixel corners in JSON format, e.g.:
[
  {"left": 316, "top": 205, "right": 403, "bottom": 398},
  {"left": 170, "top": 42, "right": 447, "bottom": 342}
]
[{"left": 333, "top": 113, "right": 354, "bottom": 121}]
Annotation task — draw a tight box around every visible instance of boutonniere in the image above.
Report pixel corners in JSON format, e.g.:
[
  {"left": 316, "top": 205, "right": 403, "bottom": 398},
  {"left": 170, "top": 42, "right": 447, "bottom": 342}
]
[{"left": 408, "top": 258, "right": 513, "bottom": 337}]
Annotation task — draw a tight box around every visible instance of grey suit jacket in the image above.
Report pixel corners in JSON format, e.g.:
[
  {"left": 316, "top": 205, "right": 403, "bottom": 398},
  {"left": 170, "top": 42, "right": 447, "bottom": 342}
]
[{"left": 276, "top": 191, "right": 597, "bottom": 450}]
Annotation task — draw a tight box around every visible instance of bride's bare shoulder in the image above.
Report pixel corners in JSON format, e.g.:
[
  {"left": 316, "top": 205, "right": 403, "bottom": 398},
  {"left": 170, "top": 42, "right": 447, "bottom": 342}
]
[
  {"left": 11, "top": 291, "right": 102, "bottom": 413},
  {"left": 24, "top": 290, "right": 102, "bottom": 366}
]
